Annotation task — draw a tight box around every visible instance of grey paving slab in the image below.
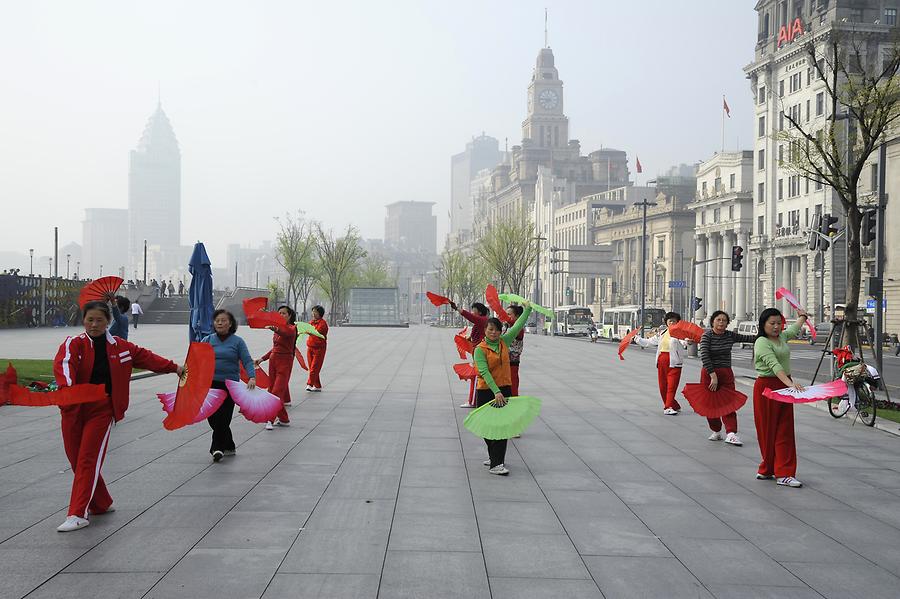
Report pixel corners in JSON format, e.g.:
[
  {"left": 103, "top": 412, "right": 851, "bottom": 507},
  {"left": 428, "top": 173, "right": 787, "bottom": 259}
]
[{"left": 4, "top": 325, "right": 900, "bottom": 597}]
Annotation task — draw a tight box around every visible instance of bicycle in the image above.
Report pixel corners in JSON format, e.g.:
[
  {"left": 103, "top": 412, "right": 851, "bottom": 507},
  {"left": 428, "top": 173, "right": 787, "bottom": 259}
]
[{"left": 827, "top": 358, "right": 878, "bottom": 427}]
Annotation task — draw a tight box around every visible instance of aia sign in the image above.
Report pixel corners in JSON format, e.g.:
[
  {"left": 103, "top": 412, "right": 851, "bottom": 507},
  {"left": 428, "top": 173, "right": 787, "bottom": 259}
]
[{"left": 777, "top": 18, "right": 805, "bottom": 48}]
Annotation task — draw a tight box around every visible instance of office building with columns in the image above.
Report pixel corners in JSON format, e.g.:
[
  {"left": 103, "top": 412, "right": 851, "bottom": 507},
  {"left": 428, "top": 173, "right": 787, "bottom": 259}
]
[{"left": 691, "top": 151, "right": 755, "bottom": 322}]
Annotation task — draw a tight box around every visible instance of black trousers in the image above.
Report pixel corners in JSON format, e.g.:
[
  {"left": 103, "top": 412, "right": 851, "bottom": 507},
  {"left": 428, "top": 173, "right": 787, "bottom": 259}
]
[
  {"left": 132, "top": 314, "right": 140, "bottom": 328},
  {"left": 476, "top": 386, "right": 512, "bottom": 468},
  {"left": 207, "top": 380, "right": 236, "bottom": 454}
]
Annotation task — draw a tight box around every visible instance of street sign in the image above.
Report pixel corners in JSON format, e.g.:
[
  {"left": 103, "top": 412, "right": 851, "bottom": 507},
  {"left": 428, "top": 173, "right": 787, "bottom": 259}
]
[
  {"left": 557, "top": 245, "right": 615, "bottom": 276},
  {"left": 668, "top": 280, "right": 686, "bottom": 288},
  {"left": 866, "top": 299, "right": 887, "bottom": 313}
]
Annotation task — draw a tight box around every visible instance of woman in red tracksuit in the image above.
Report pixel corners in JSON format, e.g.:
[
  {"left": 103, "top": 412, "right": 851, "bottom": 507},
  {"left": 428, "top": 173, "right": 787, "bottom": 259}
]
[
  {"left": 306, "top": 305, "right": 328, "bottom": 392},
  {"left": 52, "top": 300, "right": 182, "bottom": 532},
  {"left": 255, "top": 306, "right": 298, "bottom": 429},
  {"left": 451, "top": 301, "right": 490, "bottom": 408}
]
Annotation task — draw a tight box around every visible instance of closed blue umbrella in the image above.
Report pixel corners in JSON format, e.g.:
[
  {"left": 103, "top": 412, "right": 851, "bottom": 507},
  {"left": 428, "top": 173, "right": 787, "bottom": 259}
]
[{"left": 188, "top": 242, "right": 214, "bottom": 342}]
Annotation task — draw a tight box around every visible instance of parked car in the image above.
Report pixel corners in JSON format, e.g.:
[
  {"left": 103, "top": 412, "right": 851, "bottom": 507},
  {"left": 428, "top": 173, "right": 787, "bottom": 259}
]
[{"left": 736, "top": 321, "right": 757, "bottom": 349}]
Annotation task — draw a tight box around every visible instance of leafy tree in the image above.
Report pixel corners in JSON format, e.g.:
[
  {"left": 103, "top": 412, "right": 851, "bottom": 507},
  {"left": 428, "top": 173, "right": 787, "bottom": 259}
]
[
  {"left": 274, "top": 212, "right": 317, "bottom": 310},
  {"left": 314, "top": 224, "right": 366, "bottom": 321},
  {"left": 778, "top": 31, "right": 900, "bottom": 348},
  {"left": 475, "top": 212, "right": 539, "bottom": 296},
  {"left": 356, "top": 253, "right": 395, "bottom": 287}
]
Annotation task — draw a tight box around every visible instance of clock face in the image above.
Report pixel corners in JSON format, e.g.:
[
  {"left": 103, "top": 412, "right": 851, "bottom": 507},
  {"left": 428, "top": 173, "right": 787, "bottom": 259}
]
[{"left": 538, "top": 89, "right": 559, "bottom": 109}]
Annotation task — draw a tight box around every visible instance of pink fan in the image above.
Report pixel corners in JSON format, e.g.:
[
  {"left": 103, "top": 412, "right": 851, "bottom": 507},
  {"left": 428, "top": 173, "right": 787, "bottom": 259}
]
[
  {"left": 225, "top": 380, "right": 283, "bottom": 423},
  {"left": 775, "top": 287, "right": 816, "bottom": 341},
  {"left": 158, "top": 389, "right": 227, "bottom": 424},
  {"left": 763, "top": 379, "right": 848, "bottom": 404}
]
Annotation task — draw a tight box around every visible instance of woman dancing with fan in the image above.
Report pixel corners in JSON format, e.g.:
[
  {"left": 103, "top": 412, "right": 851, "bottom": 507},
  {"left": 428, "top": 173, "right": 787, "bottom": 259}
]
[
  {"left": 753, "top": 307, "right": 807, "bottom": 488},
  {"left": 634, "top": 312, "right": 688, "bottom": 415},
  {"left": 53, "top": 301, "right": 183, "bottom": 532},
  {"left": 693, "top": 311, "right": 756, "bottom": 446},
  {"left": 504, "top": 305, "right": 526, "bottom": 397},
  {"left": 451, "top": 301, "right": 490, "bottom": 408},
  {"left": 255, "top": 305, "right": 298, "bottom": 430},
  {"left": 306, "top": 305, "right": 329, "bottom": 392},
  {"left": 202, "top": 309, "right": 256, "bottom": 462},
  {"left": 473, "top": 302, "right": 533, "bottom": 476}
]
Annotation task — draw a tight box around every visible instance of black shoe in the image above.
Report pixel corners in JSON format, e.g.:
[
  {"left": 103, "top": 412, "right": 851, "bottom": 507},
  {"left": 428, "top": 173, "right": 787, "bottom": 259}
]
[{"left": 212, "top": 450, "right": 224, "bottom": 462}]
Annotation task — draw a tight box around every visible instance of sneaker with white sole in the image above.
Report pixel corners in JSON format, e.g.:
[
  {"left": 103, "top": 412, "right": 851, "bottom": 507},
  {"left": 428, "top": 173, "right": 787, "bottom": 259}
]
[
  {"left": 265, "top": 422, "right": 274, "bottom": 430},
  {"left": 756, "top": 473, "right": 774, "bottom": 480},
  {"left": 488, "top": 464, "right": 509, "bottom": 475},
  {"left": 663, "top": 408, "right": 678, "bottom": 415},
  {"left": 306, "top": 385, "right": 313, "bottom": 391},
  {"left": 460, "top": 403, "right": 474, "bottom": 408},
  {"left": 483, "top": 459, "right": 491, "bottom": 467},
  {"left": 57, "top": 515, "right": 90, "bottom": 532},
  {"left": 724, "top": 432, "right": 743, "bottom": 446},
  {"left": 275, "top": 418, "right": 291, "bottom": 427},
  {"left": 776, "top": 476, "right": 803, "bottom": 488},
  {"left": 708, "top": 431, "right": 724, "bottom": 441},
  {"left": 311, "top": 387, "right": 322, "bottom": 392},
  {"left": 212, "top": 450, "right": 224, "bottom": 462}
]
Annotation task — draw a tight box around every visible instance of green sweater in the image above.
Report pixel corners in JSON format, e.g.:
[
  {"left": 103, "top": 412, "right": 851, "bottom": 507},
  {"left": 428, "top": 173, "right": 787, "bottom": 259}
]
[
  {"left": 474, "top": 306, "right": 533, "bottom": 394},
  {"left": 753, "top": 322, "right": 802, "bottom": 377}
]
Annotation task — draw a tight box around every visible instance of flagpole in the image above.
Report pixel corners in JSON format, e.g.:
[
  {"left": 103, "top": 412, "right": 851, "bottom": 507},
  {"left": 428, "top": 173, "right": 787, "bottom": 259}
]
[{"left": 721, "top": 94, "right": 725, "bottom": 153}]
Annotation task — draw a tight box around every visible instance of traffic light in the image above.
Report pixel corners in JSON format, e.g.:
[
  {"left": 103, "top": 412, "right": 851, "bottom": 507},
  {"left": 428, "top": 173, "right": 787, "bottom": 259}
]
[
  {"left": 820, "top": 213, "right": 839, "bottom": 237},
  {"left": 692, "top": 297, "right": 703, "bottom": 312},
  {"left": 861, "top": 208, "right": 877, "bottom": 246},
  {"left": 807, "top": 214, "right": 822, "bottom": 251},
  {"left": 731, "top": 245, "right": 744, "bottom": 272}
]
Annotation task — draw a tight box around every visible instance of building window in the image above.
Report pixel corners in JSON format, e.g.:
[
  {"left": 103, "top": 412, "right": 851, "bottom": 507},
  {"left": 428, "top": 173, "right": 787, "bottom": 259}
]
[
  {"left": 816, "top": 92, "right": 824, "bottom": 116},
  {"left": 778, "top": 178, "right": 784, "bottom": 200},
  {"left": 758, "top": 182, "right": 765, "bottom": 203},
  {"left": 789, "top": 174, "right": 800, "bottom": 197},
  {"left": 815, "top": 176, "right": 824, "bottom": 191},
  {"left": 887, "top": 8, "right": 898, "bottom": 26},
  {"left": 758, "top": 215, "right": 765, "bottom": 235},
  {"left": 701, "top": 181, "right": 707, "bottom": 197},
  {"left": 790, "top": 72, "right": 801, "bottom": 93},
  {"left": 728, "top": 205, "right": 734, "bottom": 220},
  {"left": 758, "top": 149, "right": 765, "bottom": 170},
  {"left": 729, "top": 173, "right": 736, "bottom": 189},
  {"left": 778, "top": 145, "right": 784, "bottom": 165},
  {"left": 806, "top": 99, "right": 811, "bottom": 122},
  {"left": 714, "top": 176, "right": 722, "bottom": 193},
  {"left": 779, "top": 79, "right": 785, "bottom": 97},
  {"left": 871, "top": 163, "right": 879, "bottom": 191},
  {"left": 779, "top": 111, "right": 785, "bottom": 131},
  {"left": 758, "top": 116, "right": 766, "bottom": 137},
  {"left": 777, "top": 212, "right": 783, "bottom": 228},
  {"left": 714, "top": 208, "right": 721, "bottom": 223},
  {"left": 758, "top": 86, "right": 766, "bottom": 104},
  {"left": 701, "top": 211, "right": 706, "bottom": 225},
  {"left": 657, "top": 238, "right": 665, "bottom": 258}
]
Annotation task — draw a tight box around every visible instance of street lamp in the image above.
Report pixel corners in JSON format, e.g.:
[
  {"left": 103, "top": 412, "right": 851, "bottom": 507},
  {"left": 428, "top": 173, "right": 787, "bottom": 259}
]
[
  {"left": 66, "top": 254, "right": 71, "bottom": 279},
  {"left": 48, "top": 257, "right": 53, "bottom": 277},
  {"left": 634, "top": 199, "right": 658, "bottom": 336},
  {"left": 100, "top": 264, "right": 103, "bottom": 277},
  {"left": 29, "top": 248, "right": 34, "bottom": 276},
  {"left": 75, "top": 261, "right": 80, "bottom": 280}
]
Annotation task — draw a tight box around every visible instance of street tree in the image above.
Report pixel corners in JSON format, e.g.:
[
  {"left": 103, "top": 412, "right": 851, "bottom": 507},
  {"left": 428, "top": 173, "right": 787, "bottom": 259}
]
[
  {"left": 779, "top": 29, "right": 900, "bottom": 348},
  {"left": 274, "top": 211, "right": 317, "bottom": 310},
  {"left": 475, "top": 213, "right": 539, "bottom": 295},
  {"left": 314, "top": 223, "right": 366, "bottom": 321},
  {"left": 356, "top": 253, "right": 395, "bottom": 287}
]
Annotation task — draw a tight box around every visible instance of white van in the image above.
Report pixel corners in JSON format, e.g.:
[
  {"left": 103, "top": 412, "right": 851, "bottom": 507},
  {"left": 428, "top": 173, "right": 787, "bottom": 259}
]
[{"left": 736, "top": 321, "right": 758, "bottom": 349}]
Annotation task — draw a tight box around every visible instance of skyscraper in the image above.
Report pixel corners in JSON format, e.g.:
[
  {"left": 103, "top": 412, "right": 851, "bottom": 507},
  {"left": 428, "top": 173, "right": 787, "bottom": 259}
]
[{"left": 128, "top": 102, "right": 181, "bottom": 274}]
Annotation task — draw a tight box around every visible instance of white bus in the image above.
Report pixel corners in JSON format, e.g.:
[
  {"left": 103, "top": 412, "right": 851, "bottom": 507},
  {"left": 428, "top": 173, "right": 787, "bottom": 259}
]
[
  {"left": 600, "top": 305, "right": 666, "bottom": 341},
  {"left": 553, "top": 305, "right": 594, "bottom": 336}
]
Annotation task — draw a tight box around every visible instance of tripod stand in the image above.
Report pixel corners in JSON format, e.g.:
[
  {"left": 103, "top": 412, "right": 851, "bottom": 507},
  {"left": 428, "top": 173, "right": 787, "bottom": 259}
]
[{"left": 810, "top": 318, "right": 891, "bottom": 402}]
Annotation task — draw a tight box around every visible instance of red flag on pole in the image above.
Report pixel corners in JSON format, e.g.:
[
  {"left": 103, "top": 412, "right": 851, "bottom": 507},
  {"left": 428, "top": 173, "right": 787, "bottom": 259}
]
[
  {"left": 636, "top": 156, "right": 643, "bottom": 174},
  {"left": 723, "top": 96, "right": 731, "bottom": 118}
]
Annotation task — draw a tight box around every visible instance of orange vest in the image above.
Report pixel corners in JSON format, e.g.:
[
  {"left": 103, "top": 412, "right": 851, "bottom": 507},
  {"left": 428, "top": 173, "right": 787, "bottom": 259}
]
[{"left": 475, "top": 339, "right": 512, "bottom": 390}]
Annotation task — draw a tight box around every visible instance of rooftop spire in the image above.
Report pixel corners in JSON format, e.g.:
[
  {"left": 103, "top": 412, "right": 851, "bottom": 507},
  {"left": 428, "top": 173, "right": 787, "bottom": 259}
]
[{"left": 544, "top": 8, "right": 549, "bottom": 48}]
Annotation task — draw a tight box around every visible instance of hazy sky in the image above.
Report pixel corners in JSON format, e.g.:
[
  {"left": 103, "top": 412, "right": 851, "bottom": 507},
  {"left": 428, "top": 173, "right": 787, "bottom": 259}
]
[{"left": 0, "top": 1, "right": 756, "bottom": 265}]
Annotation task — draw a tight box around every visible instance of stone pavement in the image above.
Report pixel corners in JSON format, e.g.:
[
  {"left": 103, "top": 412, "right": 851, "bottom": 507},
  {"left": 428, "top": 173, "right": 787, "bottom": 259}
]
[{"left": 1, "top": 325, "right": 900, "bottom": 599}]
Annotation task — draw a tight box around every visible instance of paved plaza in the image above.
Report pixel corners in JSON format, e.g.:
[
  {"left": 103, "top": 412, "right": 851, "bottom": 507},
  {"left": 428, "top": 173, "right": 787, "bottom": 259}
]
[{"left": 2, "top": 324, "right": 900, "bottom": 598}]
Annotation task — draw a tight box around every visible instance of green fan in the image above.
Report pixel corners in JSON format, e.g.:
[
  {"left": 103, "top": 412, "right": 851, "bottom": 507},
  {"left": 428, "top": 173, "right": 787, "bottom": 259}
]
[
  {"left": 497, "top": 293, "right": 554, "bottom": 319},
  {"left": 295, "top": 322, "right": 325, "bottom": 339},
  {"left": 463, "top": 395, "right": 542, "bottom": 440}
]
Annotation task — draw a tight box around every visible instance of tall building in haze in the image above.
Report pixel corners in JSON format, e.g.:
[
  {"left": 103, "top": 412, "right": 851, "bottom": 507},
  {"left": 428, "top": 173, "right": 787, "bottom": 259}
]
[
  {"left": 128, "top": 103, "right": 181, "bottom": 274},
  {"left": 450, "top": 135, "right": 502, "bottom": 248}
]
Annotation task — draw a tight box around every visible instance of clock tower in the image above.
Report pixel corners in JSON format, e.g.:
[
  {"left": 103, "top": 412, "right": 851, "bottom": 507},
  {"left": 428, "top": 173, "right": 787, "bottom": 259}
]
[{"left": 522, "top": 47, "right": 569, "bottom": 149}]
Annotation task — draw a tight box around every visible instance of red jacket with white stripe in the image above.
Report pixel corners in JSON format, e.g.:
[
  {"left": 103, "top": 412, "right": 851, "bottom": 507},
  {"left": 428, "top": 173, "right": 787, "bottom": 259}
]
[
  {"left": 53, "top": 331, "right": 178, "bottom": 422},
  {"left": 306, "top": 318, "right": 328, "bottom": 350}
]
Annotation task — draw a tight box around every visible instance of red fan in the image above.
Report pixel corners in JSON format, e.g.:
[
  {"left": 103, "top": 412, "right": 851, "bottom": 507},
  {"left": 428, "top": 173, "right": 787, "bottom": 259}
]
[
  {"left": 486, "top": 284, "right": 514, "bottom": 324},
  {"left": 667, "top": 321, "right": 704, "bottom": 344},
  {"left": 247, "top": 311, "right": 286, "bottom": 330},
  {"left": 455, "top": 334, "right": 475, "bottom": 359},
  {"left": 617, "top": 328, "right": 641, "bottom": 360},
  {"left": 776, "top": 287, "right": 816, "bottom": 341},
  {"left": 78, "top": 276, "right": 123, "bottom": 308},
  {"left": 453, "top": 362, "right": 477, "bottom": 381},
  {"left": 681, "top": 384, "right": 748, "bottom": 418},
  {"left": 240, "top": 362, "right": 270, "bottom": 389},
  {"left": 242, "top": 296, "right": 268, "bottom": 318},
  {"left": 9, "top": 384, "right": 107, "bottom": 407},
  {"left": 294, "top": 347, "right": 308, "bottom": 371},
  {"left": 763, "top": 379, "right": 848, "bottom": 404},
  {"left": 832, "top": 346, "right": 855, "bottom": 368},
  {"left": 163, "top": 342, "right": 215, "bottom": 431},
  {"left": 426, "top": 291, "right": 451, "bottom": 307}
]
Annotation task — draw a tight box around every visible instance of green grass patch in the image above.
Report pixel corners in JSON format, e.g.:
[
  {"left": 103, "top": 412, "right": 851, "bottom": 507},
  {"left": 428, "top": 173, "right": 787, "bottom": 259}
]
[
  {"left": 0, "top": 359, "right": 56, "bottom": 386},
  {"left": 876, "top": 404, "right": 900, "bottom": 425}
]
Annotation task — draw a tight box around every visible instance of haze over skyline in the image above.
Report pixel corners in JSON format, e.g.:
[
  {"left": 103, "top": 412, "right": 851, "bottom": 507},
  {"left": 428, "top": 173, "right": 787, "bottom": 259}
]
[{"left": 0, "top": 1, "right": 756, "bottom": 266}]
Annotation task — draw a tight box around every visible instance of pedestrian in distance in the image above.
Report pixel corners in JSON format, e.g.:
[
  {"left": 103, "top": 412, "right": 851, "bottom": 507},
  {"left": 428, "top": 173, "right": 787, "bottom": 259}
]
[
  {"left": 53, "top": 300, "right": 182, "bottom": 532},
  {"left": 131, "top": 301, "right": 143, "bottom": 329},
  {"left": 178, "top": 280, "right": 185, "bottom": 296},
  {"left": 634, "top": 312, "right": 689, "bottom": 415},
  {"left": 306, "top": 305, "right": 328, "bottom": 392},
  {"left": 167, "top": 281, "right": 175, "bottom": 297},
  {"left": 201, "top": 309, "right": 256, "bottom": 462},
  {"left": 473, "top": 301, "right": 533, "bottom": 475},
  {"left": 697, "top": 310, "right": 756, "bottom": 446},
  {"left": 255, "top": 305, "right": 298, "bottom": 430},
  {"left": 753, "top": 307, "right": 808, "bottom": 488},
  {"left": 108, "top": 296, "right": 130, "bottom": 340}
]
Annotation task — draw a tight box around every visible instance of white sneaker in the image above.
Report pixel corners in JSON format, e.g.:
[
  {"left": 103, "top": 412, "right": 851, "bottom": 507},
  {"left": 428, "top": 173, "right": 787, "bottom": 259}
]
[
  {"left": 663, "top": 408, "right": 678, "bottom": 415},
  {"left": 212, "top": 450, "right": 224, "bottom": 462},
  {"left": 777, "top": 476, "right": 803, "bottom": 488},
  {"left": 756, "top": 473, "right": 774, "bottom": 480},
  {"left": 306, "top": 385, "right": 313, "bottom": 391},
  {"left": 57, "top": 515, "right": 90, "bottom": 532},
  {"left": 283, "top": 401, "right": 292, "bottom": 406},
  {"left": 708, "top": 431, "right": 724, "bottom": 441},
  {"left": 483, "top": 459, "right": 491, "bottom": 467},
  {"left": 311, "top": 387, "right": 322, "bottom": 392},
  {"left": 724, "top": 432, "right": 743, "bottom": 446},
  {"left": 460, "top": 403, "right": 474, "bottom": 408},
  {"left": 489, "top": 464, "right": 509, "bottom": 475},
  {"left": 265, "top": 422, "right": 274, "bottom": 430},
  {"left": 275, "top": 418, "right": 291, "bottom": 427}
]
